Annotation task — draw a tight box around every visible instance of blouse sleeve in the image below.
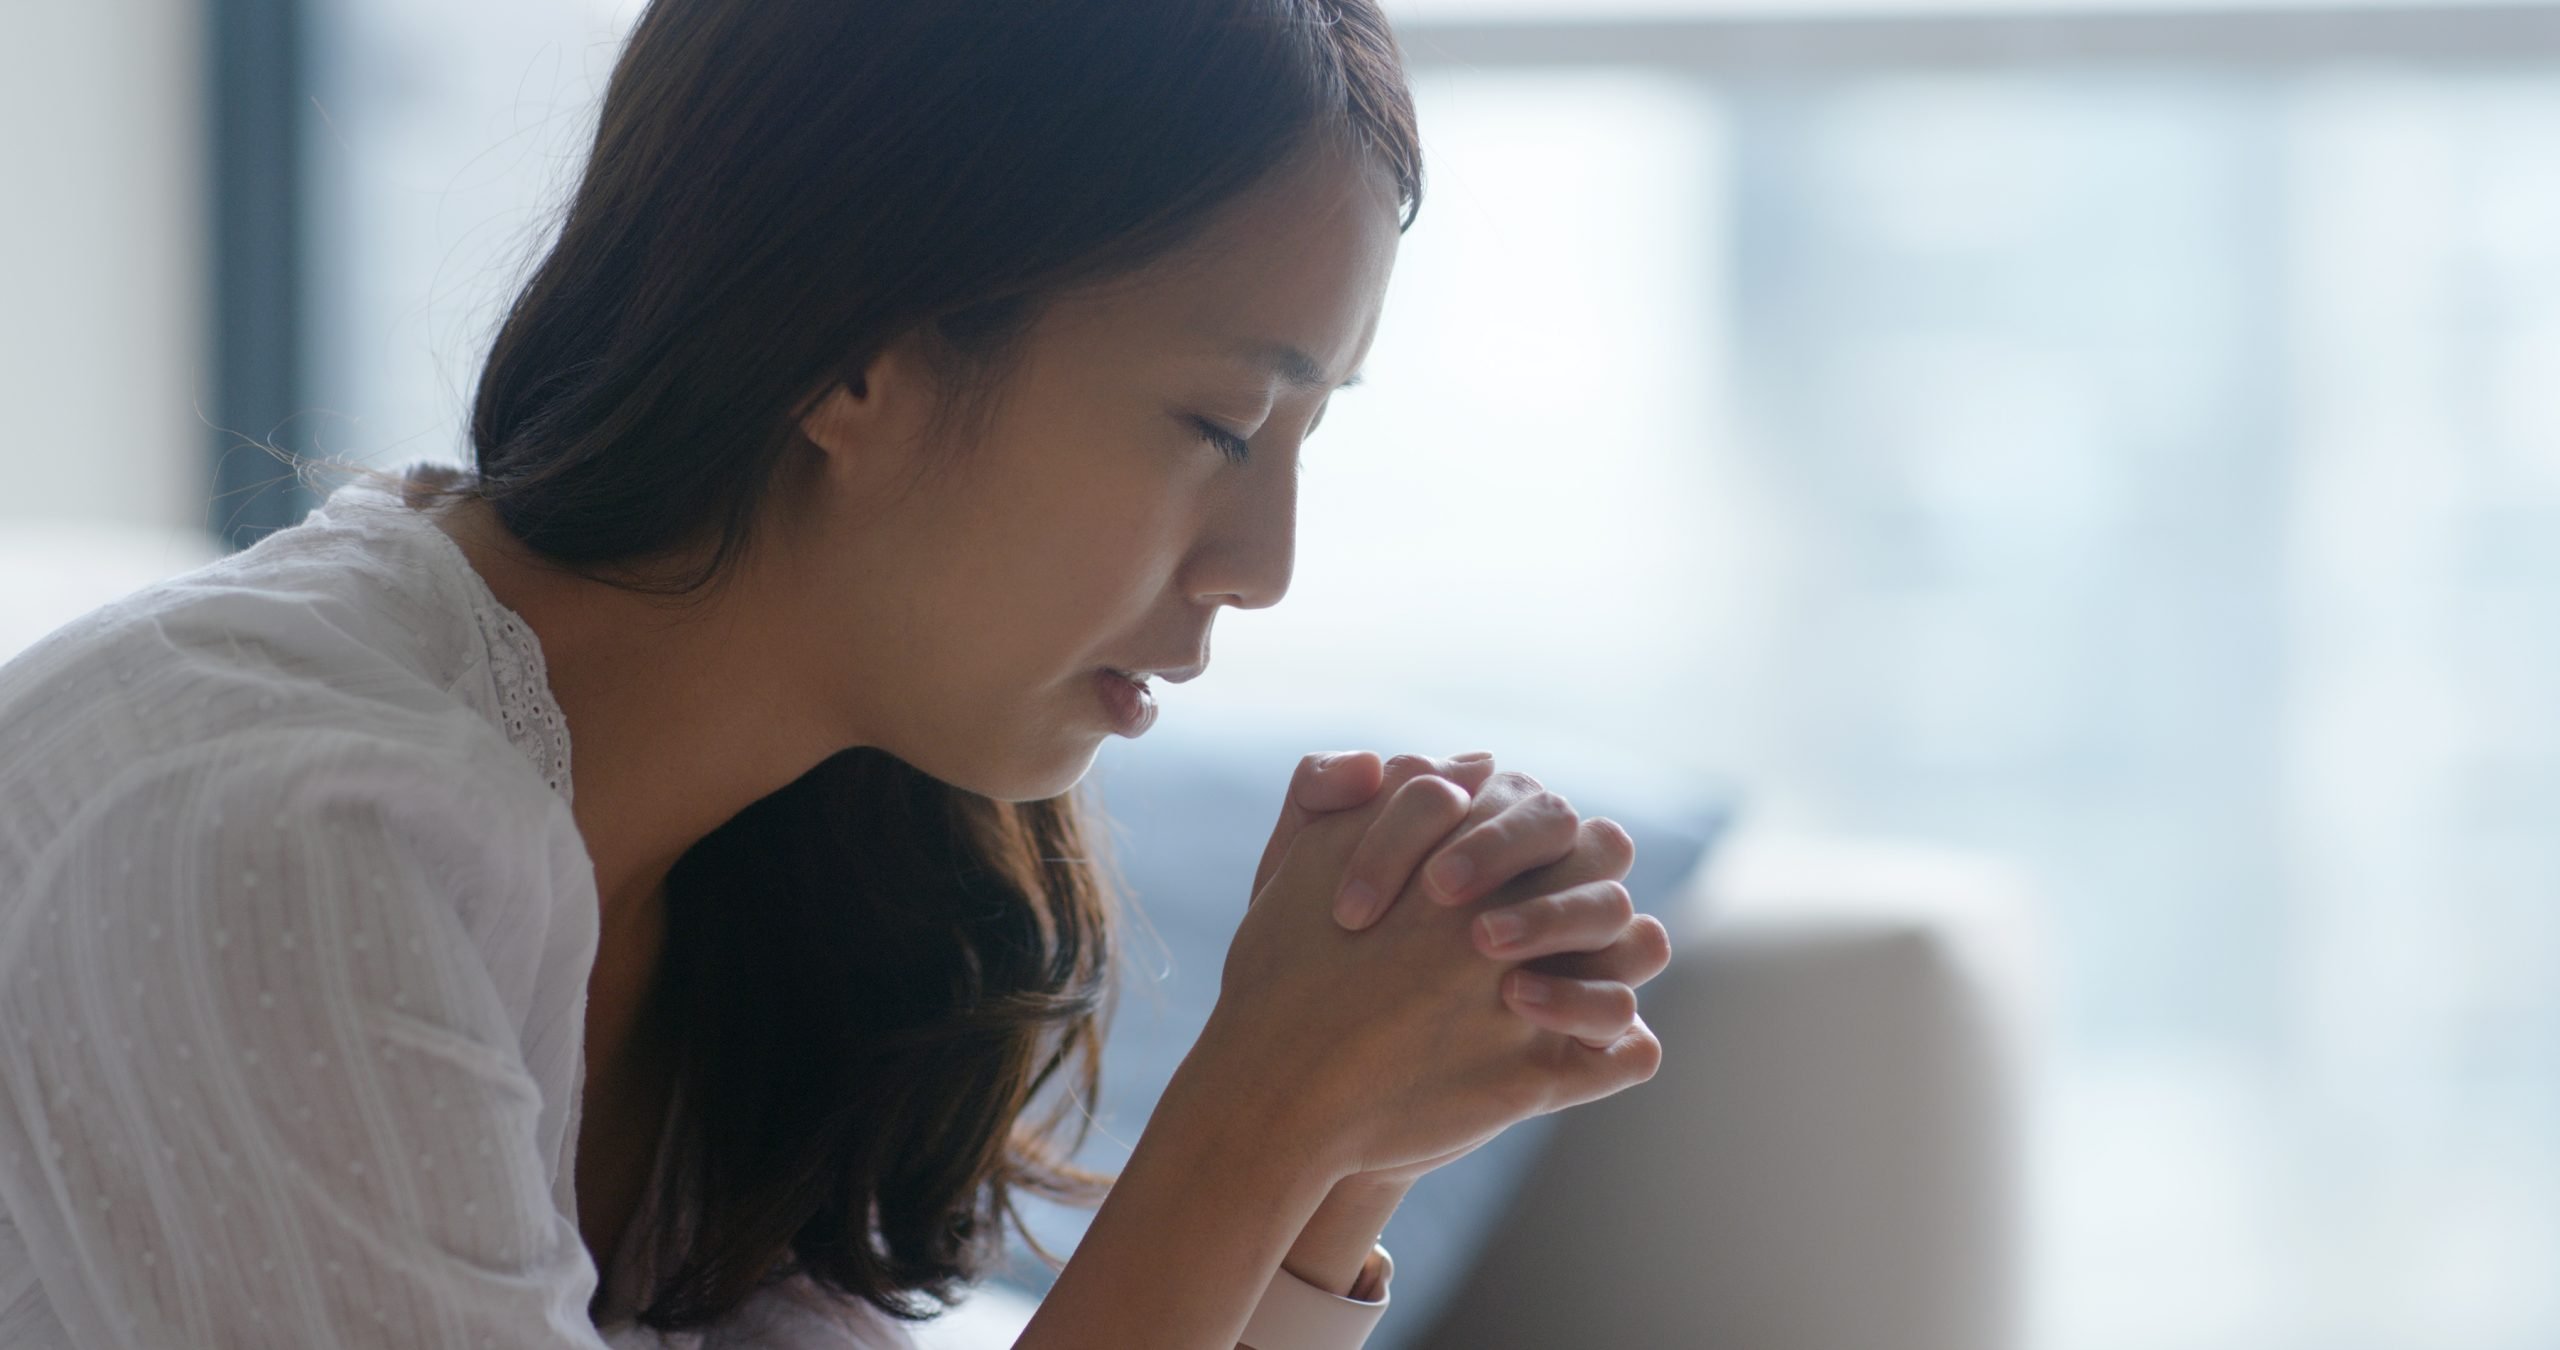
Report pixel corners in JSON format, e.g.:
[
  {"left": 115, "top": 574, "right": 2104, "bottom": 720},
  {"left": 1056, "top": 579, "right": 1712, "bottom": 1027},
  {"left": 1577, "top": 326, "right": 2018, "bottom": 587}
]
[
  {"left": 0, "top": 728, "right": 618, "bottom": 1347},
  {"left": 1236, "top": 1244, "right": 1393, "bottom": 1350}
]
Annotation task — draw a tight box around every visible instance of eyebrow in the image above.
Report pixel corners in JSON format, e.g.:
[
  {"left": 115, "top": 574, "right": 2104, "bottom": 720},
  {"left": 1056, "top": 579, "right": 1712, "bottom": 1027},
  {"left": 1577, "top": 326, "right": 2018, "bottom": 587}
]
[{"left": 1232, "top": 338, "right": 1365, "bottom": 392}]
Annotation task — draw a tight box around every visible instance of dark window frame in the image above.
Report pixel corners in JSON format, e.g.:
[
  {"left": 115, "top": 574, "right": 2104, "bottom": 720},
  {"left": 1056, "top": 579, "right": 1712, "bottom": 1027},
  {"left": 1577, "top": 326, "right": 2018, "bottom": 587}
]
[{"left": 206, "top": 0, "right": 317, "bottom": 552}]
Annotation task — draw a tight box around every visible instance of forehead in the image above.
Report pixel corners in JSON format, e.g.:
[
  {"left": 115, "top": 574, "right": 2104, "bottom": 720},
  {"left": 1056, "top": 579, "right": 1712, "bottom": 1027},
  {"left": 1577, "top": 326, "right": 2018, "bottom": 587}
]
[{"left": 1053, "top": 142, "right": 1403, "bottom": 382}]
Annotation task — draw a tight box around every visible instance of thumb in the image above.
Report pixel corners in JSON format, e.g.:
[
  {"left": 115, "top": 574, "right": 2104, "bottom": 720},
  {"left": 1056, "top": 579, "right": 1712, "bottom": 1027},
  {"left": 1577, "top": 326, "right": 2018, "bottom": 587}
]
[{"left": 1248, "top": 750, "right": 1383, "bottom": 905}]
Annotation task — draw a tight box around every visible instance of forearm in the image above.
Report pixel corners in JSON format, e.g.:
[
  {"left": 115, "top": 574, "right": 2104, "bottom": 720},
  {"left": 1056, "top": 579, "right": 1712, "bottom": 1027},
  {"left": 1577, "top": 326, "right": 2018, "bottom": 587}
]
[{"left": 1015, "top": 1053, "right": 1342, "bottom": 1350}]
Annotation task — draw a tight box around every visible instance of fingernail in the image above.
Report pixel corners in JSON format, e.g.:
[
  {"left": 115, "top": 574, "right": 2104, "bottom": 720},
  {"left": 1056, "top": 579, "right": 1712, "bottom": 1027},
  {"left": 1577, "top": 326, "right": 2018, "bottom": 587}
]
[
  {"left": 1479, "top": 911, "right": 1524, "bottom": 950},
  {"left": 1316, "top": 752, "right": 1351, "bottom": 773},
  {"left": 1510, "top": 973, "right": 1549, "bottom": 1005},
  {"left": 1337, "top": 879, "right": 1379, "bottom": 926},
  {"left": 1427, "top": 853, "right": 1473, "bottom": 902},
  {"left": 1451, "top": 750, "right": 1494, "bottom": 763}
]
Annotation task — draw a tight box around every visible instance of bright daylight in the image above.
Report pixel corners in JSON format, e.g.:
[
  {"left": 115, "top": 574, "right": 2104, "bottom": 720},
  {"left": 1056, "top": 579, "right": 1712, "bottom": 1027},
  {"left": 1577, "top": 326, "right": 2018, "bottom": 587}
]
[{"left": 6, "top": 0, "right": 2558, "bottom": 1347}]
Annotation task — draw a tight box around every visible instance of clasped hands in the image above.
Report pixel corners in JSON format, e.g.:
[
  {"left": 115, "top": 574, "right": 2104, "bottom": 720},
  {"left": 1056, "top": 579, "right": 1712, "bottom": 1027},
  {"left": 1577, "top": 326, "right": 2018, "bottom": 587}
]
[{"left": 1245, "top": 747, "right": 1673, "bottom": 1186}]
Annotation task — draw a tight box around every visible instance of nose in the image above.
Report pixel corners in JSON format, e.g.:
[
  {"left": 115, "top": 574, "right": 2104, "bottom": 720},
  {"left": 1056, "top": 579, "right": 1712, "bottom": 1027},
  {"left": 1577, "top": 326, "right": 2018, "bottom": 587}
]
[{"left": 1193, "top": 451, "right": 1298, "bottom": 612}]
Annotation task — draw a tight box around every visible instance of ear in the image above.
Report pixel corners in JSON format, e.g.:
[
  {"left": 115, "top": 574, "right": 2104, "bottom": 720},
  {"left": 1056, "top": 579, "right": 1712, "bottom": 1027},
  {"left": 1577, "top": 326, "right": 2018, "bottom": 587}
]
[
  {"left": 794, "top": 337, "right": 933, "bottom": 473},
  {"left": 795, "top": 381, "right": 864, "bottom": 461}
]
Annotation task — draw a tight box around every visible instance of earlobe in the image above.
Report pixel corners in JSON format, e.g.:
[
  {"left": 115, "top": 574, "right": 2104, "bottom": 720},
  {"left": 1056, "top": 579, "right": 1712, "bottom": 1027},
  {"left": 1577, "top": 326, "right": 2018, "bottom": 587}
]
[
  {"left": 796, "top": 382, "right": 867, "bottom": 459},
  {"left": 799, "top": 338, "right": 929, "bottom": 465}
]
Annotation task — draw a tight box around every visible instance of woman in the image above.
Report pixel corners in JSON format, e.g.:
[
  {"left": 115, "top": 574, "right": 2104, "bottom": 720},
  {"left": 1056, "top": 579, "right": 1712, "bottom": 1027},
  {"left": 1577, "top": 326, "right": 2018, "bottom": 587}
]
[{"left": 0, "top": 1, "right": 1671, "bottom": 1346}]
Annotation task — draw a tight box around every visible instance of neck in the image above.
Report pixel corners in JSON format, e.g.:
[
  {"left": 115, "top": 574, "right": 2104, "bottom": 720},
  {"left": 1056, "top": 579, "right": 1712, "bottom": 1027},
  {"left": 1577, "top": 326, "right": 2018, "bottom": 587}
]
[{"left": 420, "top": 491, "right": 837, "bottom": 938}]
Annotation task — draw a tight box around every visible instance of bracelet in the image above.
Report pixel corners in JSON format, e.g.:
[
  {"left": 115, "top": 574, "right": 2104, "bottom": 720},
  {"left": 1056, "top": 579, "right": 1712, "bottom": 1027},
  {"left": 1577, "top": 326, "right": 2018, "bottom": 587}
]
[{"left": 1236, "top": 1244, "right": 1393, "bottom": 1350}]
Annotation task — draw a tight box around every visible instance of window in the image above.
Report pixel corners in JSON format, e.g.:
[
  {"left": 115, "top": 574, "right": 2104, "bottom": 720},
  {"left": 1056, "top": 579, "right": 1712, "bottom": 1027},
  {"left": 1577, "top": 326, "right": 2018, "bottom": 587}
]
[{"left": 289, "top": 3, "right": 2560, "bottom": 1344}]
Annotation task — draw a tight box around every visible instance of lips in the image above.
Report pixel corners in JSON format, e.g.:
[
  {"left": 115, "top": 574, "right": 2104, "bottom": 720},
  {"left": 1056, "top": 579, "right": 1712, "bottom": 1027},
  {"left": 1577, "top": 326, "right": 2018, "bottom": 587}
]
[
  {"left": 1106, "top": 660, "right": 1208, "bottom": 686},
  {"left": 1094, "top": 666, "right": 1158, "bottom": 737}
]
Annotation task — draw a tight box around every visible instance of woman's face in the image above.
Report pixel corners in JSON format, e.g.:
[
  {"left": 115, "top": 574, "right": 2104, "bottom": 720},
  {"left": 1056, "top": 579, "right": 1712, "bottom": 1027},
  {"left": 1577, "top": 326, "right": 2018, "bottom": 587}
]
[{"left": 766, "top": 139, "right": 1404, "bottom": 801}]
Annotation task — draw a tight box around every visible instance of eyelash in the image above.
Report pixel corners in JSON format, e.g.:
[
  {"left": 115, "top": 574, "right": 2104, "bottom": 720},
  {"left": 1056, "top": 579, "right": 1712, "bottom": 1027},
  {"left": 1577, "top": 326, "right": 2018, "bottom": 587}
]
[{"left": 1190, "top": 418, "right": 1252, "bottom": 465}]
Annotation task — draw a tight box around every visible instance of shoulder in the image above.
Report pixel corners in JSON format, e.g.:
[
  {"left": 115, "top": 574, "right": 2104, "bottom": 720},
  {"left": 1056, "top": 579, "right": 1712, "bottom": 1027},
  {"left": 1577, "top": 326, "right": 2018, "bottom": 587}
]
[
  {"left": 4, "top": 723, "right": 602, "bottom": 1185},
  {"left": 0, "top": 481, "right": 502, "bottom": 785},
  {"left": 44, "top": 723, "right": 571, "bottom": 885},
  {"left": 17, "top": 722, "right": 595, "bottom": 1029}
]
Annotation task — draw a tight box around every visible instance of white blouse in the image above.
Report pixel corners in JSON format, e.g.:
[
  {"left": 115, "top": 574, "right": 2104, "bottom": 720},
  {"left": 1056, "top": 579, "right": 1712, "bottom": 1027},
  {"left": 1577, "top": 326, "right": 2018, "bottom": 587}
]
[{"left": 0, "top": 478, "right": 919, "bottom": 1347}]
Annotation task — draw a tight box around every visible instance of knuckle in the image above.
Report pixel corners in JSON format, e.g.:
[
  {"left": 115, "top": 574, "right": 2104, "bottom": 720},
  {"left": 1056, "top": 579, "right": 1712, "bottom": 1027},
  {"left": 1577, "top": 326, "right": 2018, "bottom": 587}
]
[
  {"left": 1387, "top": 770, "right": 1451, "bottom": 806},
  {"left": 1383, "top": 752, "right": 1434, "bottom": 779},
  {"left": 1627, "top": 1024, "right": 1664, "bottom": 1083},
  {"left": 1585, "top": 816, "right": 1637, "bottom": 866},
  {"left": 1629, "top": 913, "right": 1672, "bottom": 962},
  {"left": 1291, "top": 752, "right": 1329, "bottom": 792},
  {"left": 1594, "top": 880, "right": 1636, "bottom": 926},
  {"left": 1492, "top": 768, "right": 1544, "bottom": 798},
  {"left": 1388, "top": 774, "right": 1472, "bottom": 829},
  {"left": 1603, "top": 984, "right": 1640, "bottom": 1025}
]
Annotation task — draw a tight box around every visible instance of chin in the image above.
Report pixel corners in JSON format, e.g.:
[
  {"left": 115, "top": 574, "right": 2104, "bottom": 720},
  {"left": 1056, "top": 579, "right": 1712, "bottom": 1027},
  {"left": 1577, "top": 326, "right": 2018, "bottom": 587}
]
[
  {"left": 923, "top": 734, "right": 1103, "bottom": 805},
  {"left": 1007, "top": 749, "right": 1106, "bottom": 803}
]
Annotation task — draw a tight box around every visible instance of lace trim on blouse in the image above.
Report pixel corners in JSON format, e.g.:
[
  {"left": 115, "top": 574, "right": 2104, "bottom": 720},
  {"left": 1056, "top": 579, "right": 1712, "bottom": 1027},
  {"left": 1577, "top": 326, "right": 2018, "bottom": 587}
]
[
  {"left": 379, "top": 479, "right": 578, "bottom": 807},
  {"left": 470, "top": 600, "right": 575, "bottom": 806}
]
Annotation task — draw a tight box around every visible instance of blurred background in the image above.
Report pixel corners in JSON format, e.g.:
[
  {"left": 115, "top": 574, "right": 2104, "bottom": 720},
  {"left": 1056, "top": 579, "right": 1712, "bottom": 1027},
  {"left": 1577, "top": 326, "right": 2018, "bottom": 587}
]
[{"left": 7, "top": 0, "right": 2560, "bottom": 1346}]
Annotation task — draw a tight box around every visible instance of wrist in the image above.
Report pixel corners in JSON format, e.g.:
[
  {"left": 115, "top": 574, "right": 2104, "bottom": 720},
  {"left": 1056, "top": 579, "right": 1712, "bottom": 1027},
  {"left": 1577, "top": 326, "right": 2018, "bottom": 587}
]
[
  {"left": 1280, "top": 1172, "right": 1410, "bottom": 1296},
  {"left": 1023, "top": 1061, "right": 1340, "bottom": 1349},
  {"left": 1173, "top": 1010, "right": 1360, "bottom": 1188},
  {"left": 1324, "top": 1170, "right": 1415, "bottom": 1209}
]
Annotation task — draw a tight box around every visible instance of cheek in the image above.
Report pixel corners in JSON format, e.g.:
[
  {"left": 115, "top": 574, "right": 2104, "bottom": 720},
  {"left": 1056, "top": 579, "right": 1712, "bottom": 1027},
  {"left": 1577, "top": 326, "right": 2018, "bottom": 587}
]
[
  {"left": 941, "top": 412, "right": 1207, "bottom": 679},
  {"left": 1004, "top": 530, "right": 1175, "bottom": 660},
  {"left": 1003, "top": 462, "right": 1198, "bottom": 613}
]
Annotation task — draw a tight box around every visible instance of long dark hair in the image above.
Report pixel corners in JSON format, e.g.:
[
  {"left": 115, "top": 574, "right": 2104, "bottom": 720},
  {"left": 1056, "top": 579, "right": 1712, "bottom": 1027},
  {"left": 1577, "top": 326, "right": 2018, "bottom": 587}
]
[{"left": 316, "top": 0, "right": 1422, "bottom": 1334}]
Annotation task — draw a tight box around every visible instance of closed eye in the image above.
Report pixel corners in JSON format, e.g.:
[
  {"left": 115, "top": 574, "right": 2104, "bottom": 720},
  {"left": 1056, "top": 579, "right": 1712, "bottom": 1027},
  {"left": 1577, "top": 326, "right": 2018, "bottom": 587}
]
[{"left": 1189, "top": 417, "right": 1252, "bottom": 465}]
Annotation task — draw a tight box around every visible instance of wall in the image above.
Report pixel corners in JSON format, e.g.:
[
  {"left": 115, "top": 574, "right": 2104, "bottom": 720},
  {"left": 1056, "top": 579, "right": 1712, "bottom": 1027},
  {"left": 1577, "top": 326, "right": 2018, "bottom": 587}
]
[{"left": 0, "top": 0, "right": 207, "bottom": 533}]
